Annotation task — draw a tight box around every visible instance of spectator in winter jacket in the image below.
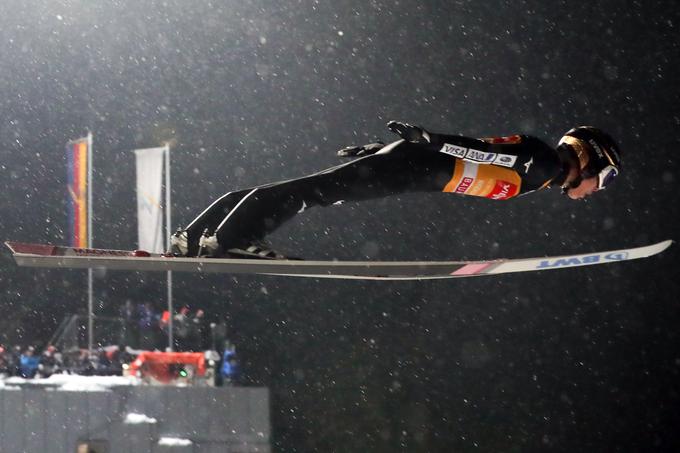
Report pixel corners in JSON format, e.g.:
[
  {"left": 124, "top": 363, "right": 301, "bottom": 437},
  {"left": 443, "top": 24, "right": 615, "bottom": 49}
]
[
  {"left": 137, "top": 302, "right": 158, "bottom": 350},
  {"left": 173, "top": 306, "right": 191, "bottom": 351},
  {"left": 220, "top": 345, "right": 240, "bottom": 385},
  {"left": 19, "top": 346, "right": 40, "bottom": 378},
  {"left": 10, "top": 345, "right": 22, "bottom": 376},
  {"left": 188, "top": 309, "right": 207, "bottom": 351},
  {"left": 38, "top": 344, "right": 63, "bottom": 378},
  {"left": 0, "top": 345, "right": 10, "bottom": 376}
]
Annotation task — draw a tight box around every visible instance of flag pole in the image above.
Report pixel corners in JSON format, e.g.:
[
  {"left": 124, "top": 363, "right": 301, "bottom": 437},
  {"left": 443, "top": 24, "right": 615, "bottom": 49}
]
[
  {"left": 164, "top": 144, "right": 174, "bottom": 351},
  {"left": 86, "top": 131, "right": 94, "bottom": 356}
]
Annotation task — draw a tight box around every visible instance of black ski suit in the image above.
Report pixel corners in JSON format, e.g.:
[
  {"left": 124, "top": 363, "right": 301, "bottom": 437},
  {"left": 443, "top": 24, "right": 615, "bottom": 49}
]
[{"left": 182, "top": 131, "right": 567, "bottom": 256}]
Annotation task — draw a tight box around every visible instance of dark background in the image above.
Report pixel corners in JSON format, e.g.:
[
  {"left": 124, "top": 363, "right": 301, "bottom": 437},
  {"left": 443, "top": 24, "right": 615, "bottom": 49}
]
[{"left": 1, "top": 0, "right": 679, "bottom": 451}]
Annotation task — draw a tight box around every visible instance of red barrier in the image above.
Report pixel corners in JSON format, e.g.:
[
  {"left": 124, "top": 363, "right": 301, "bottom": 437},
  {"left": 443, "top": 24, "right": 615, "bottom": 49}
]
[{"left": 128, "top": 351, "right": 206, "bottom": 383}]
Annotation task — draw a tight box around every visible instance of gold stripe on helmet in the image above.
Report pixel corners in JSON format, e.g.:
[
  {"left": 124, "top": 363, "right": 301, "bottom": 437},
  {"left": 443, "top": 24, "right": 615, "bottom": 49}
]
[{"left": 558, "top": 135, "right": 590, "bottom": 170}]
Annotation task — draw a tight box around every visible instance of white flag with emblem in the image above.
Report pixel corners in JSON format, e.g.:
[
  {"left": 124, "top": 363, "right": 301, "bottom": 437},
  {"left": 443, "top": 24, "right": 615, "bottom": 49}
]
[{"left": 134, "top": 147, "right": 166, "bottom": 253}]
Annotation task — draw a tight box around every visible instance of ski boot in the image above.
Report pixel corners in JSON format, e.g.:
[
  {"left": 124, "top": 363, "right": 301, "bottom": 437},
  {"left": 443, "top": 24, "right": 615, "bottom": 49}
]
[
  {"left": 167, "top": 228, "right": 189, "bottom": 256},
  {"left": 197, "top": 229, "right": 222, "bottom": 257}
]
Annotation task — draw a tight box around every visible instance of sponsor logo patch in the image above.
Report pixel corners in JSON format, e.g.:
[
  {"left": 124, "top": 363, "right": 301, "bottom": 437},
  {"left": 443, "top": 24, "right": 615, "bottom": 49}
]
[
  {"left": 493, "top": 154, "right": 517, "bottom": 168},
  {"left": 440, "top": 144, "right": 517, "bottom": 168},
  {"left": 455, "top": 176, "right": 474, "bottom": 193},
  {"left": 465, "top": 149, "right": 497, "bottom": 163},
  {"left": 588, "top": 139, "right": 604, "bottom": 159},
  {"left": 73, "top": 248, "right": 132, "bottom": 257},
  {"left": 536, "top": 251, "right": 629, "bottom": 269},
  {"left": 440, "top": 143, "right": 467, "bottom": 158},
  {"left": 487, "top": 181, "right": 517, "bottom": 200}
]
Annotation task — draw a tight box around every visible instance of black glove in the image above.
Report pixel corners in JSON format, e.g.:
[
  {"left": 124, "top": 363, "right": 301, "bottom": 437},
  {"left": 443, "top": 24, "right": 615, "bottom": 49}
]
[
  {"left": 336, "top": 141, "right": 385, "bottom": 158},
  {"left": 386, "top": 121, "right": 431, "bottom": 144}
]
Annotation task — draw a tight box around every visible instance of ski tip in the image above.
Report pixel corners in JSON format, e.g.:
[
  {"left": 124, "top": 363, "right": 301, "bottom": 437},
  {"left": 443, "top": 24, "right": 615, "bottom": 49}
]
[
  {"left": 639, "top": 239, "right": 674, "bottom": 259},
  {"left": 658, "top": 239, "right": 674, "bottom": 251}
]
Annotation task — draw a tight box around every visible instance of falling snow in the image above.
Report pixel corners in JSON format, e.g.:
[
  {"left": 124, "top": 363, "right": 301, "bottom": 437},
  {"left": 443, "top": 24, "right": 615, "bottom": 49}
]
[{"left": 0, "top": 0, "right": 678, "bottom": 452}]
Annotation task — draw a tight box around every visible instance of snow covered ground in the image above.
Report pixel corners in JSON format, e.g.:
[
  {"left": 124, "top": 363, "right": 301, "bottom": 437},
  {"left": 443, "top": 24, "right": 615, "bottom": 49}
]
[
  {"left": 0, "top": 373, "right": 140, "bottom": 391},
  {"left": 158, "top": 437, "right": 193, "bottom": 446},
  {"left": 124, "top": 412, "right": 158, "bottom": 424}
]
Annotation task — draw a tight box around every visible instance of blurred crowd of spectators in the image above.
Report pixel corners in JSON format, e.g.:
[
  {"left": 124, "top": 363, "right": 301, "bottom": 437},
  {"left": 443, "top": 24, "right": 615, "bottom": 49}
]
[
  {"left": 0, "top": 343, "right": 132, "bottom": 379},
  {"left": 121, "top": 301, "right": 211, "bottom": 352},
  {"left": 0, "top": 304, "right": 241, "bottom": 385},
  {"left": 0, "top": 342, "right": 240, "bottom": 385}
]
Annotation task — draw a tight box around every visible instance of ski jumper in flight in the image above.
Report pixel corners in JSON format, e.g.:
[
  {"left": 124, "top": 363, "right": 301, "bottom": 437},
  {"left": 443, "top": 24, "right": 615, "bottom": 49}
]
[{"left": 169, "top": 122, "right": 622, "bottom": 258}]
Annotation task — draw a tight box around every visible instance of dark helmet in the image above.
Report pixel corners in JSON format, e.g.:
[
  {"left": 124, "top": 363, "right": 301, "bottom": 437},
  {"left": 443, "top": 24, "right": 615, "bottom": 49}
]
[{"left": 558, "top": 126, "right": 622, "bottom": 190}]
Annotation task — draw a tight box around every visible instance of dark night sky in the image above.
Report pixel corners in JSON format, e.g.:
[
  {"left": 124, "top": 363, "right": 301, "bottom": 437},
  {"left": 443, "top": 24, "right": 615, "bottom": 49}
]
[{"left": 1, "top": 0, "right": 679, "bottom": 451}]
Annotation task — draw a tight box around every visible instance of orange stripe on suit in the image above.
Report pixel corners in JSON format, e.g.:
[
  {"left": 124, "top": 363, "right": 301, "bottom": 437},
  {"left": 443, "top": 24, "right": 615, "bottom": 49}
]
[{"left": 443, "top": 160, "right": 521, "bottom": 200}]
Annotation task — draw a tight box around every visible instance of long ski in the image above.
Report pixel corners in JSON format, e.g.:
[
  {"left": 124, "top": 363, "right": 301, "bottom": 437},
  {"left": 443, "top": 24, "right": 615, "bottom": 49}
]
[{"left": 4, "top": 240, "right": 672, "bottom": 281}]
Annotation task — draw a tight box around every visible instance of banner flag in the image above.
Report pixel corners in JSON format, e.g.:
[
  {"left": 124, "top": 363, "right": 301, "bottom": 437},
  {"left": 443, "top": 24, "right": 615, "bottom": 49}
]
[
  {"left": 66, "top": 136, "right": 90, "bottom": 248},
  {"left": 134, "top": 147, "right": 166, "bottom": 253}
]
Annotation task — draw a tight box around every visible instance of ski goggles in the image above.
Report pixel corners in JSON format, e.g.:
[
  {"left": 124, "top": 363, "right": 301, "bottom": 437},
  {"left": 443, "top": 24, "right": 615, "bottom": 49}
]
[
  {"left": 593, "top": 165, "right": 619, "bottom": 191},
  {"left": 561, "top": 164, "right": 619, "bottom": 195}
]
